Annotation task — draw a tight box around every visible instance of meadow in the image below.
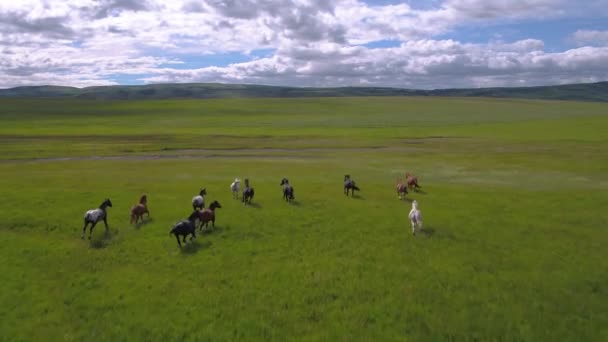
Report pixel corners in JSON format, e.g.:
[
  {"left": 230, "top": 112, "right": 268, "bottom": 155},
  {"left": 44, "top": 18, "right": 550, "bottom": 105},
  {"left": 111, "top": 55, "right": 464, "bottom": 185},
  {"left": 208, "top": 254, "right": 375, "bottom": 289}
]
[{"left": 0, "top": 97, "right": 607, "bottom": 341}]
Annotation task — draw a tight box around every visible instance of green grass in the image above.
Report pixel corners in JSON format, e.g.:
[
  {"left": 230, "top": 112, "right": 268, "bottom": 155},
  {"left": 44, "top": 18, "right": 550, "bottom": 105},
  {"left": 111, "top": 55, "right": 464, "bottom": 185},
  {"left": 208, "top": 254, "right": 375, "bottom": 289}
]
[{"left": 0, "top": 97, "right": 607, "bottom": 341}]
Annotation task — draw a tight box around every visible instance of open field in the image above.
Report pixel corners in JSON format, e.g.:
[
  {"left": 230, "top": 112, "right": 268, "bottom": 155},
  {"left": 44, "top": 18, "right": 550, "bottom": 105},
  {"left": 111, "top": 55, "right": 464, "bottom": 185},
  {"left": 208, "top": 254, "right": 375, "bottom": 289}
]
[{"left": 1, "top": 97, "right": 607, "bottom": 340}]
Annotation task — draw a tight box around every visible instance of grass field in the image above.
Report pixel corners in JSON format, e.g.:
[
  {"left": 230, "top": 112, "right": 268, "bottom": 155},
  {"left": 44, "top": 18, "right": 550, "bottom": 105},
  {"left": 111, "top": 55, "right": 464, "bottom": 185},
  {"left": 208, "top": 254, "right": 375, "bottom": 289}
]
[{"left": 1, "top": 97, "right": 607, "bottom": 341}]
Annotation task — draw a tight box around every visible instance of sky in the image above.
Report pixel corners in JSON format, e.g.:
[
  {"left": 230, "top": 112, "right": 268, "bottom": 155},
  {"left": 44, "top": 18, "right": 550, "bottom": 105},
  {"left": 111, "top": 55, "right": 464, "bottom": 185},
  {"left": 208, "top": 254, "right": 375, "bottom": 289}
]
[{"left": 1, "top": 0, "right": 608, "bottom": 89}]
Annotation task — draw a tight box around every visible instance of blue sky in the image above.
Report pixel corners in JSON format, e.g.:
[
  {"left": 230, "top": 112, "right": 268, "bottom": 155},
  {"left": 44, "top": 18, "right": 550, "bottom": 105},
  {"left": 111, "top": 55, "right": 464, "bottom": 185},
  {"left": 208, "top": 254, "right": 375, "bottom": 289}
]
[{"left": 1, "top": 0, "right": 607, "bottom": 89}]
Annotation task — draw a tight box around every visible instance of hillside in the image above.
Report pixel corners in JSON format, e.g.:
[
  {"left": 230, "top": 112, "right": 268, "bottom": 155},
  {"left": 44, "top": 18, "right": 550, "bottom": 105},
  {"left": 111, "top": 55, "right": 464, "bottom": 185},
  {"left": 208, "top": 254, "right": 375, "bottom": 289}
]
[{"left": 0, "top": 81, "right": 607, "bottom": 102}]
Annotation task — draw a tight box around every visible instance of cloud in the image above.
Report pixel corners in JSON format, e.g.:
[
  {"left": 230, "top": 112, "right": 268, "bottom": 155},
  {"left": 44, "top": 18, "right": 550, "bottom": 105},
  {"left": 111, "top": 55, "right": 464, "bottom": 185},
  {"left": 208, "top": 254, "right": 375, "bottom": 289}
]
[
  {"left": 571, "top": 30, "right": 608, "bottom": 47},
  {"left": 1, "top": 0, "right": 608, "bottom": 88}
]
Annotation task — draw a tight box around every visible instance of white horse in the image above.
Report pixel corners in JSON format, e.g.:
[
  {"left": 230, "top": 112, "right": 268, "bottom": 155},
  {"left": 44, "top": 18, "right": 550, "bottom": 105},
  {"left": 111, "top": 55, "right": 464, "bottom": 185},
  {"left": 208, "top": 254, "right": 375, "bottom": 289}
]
[
  {"left": 192, "top": 188, "right": 206, "bottom": 210},
  {"left": 408, "top": 200, "right": 423, "bottom": 235},
  {"left": 230, "top": 178, "right": 240, "bottom": 199}
]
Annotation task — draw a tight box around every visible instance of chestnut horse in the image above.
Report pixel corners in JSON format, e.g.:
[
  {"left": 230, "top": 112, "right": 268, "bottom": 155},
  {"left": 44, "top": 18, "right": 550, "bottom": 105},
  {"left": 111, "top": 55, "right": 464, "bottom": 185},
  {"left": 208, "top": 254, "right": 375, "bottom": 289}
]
[
  {"left": 130, "top": 194, "right": 149, "bottom": 224},
  {"left": 194, "top": 200, "right": 222, "bottom": 231},
  {"left": 405, "top": 172, "right": 421, "bottom": 191},
  {"left": 344, "top": 174, "right": 360, "bottom": 197},
  {"left": 81, "top": 199, "right": 112, "bottom": 239},
  {"left": 396, "top": 179, "right": 408, "bottom": 200}
]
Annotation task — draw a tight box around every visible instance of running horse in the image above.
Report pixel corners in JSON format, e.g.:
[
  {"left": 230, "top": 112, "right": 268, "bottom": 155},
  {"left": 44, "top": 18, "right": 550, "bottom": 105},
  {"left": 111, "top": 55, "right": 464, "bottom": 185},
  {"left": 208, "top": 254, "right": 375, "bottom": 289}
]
[
  {"left": 395, "top": 179, "right": 408, "bottom": 200},
  {"left": 192, "top": 188, "right": 207, "bottom": 210},
  {"left": 242, "top": 178, "right": 255, "bottom": 205},
  {"left": 81, "top": 199, "right": 112, "bottom": 239},
  {"left": 130, "top": 194, "right": 149, "bottom": 224},
  {"left": 405, "top": 172, "right": 421, "bottom": 192},
  {"left": 280, "top": 178, "right": 295, "bottom": 203},
  {"left": 170, "top": 211, "right": 198, "bottom": 247},
  {"left": 344, "top": 175, "right": 360, "bottom": 197}
]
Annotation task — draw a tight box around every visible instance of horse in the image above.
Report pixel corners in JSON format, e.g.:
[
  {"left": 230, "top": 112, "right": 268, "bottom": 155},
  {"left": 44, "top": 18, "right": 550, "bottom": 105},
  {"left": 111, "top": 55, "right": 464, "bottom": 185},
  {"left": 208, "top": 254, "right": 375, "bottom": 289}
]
[
  {"left": 194, "top": 200, "right": 222, "bottom": 231},
  {"left": 242, "top": 178, "right": 255, "bottom": 205},
  {"left": 192, "top": 188, "right": 207, "bottom": 210},
  {"left": 170, "top": 211, "right": 198, "bottom": 247},
  {"left": 408, "top": 200, "right": 423, "bottom": 235},
  {"left": 230, "top": 178, "right": 241, "bottom": 199},
  {"left": 396, "top": 180, "right": 408, "bottom": 200},
  {"left": 405, "top": 172, "right": 421, "bottom": 192},
  {"left": 280, "top": 178, "right": 295, "bottom": 202},
  {"left": 81, "top": 199, "right": 112, "bottom": 239},
  {"left": 130, "top": 194, "right": 149, "bottom": 224},
  {"left": 344, "top": 174, "right": 360, "bottom": 197}
]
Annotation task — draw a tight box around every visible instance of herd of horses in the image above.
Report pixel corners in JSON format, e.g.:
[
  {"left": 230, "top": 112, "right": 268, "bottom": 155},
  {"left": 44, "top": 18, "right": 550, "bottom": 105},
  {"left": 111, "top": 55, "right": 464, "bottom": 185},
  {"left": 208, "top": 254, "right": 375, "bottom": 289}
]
[{"left": 81, "top": 173, "right": 423, "bottom": 246}]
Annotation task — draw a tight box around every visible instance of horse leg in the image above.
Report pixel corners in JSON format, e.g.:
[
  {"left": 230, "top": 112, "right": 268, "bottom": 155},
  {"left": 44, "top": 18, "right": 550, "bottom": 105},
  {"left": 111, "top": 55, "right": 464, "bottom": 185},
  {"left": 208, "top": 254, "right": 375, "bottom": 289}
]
[
  {"left": 89, "top": 222, "right": 97, "bottom": 239},
  {"left": 175, "top": 234, "right": 182, "bottom": 247},
  {"left": 103, "top": 217, "right": 109, "bottom": 231},
  {"left": 81, "top": 220, "right": 89, "bottom": 239}
]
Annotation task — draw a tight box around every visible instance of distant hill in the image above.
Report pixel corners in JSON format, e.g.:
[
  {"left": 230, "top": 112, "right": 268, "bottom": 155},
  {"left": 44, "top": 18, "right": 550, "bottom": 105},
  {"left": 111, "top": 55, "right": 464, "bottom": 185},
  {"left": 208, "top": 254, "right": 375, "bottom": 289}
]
[{"left": 1, "top": 82, "right": 607, "bottom": 102}]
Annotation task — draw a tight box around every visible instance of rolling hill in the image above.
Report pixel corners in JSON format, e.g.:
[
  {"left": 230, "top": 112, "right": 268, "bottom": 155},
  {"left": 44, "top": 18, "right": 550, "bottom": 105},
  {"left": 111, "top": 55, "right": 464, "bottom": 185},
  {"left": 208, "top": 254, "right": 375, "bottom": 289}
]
[{"left": 0, "top": 81, "right": 607, "bottom": 102}]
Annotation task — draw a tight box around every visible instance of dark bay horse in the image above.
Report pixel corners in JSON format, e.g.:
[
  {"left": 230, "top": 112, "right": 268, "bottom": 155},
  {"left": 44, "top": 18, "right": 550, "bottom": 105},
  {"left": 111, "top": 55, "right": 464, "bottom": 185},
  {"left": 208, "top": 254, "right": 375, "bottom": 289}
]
[
  {"left": 405, "top": 172, "right": 421, "bottom": 192},
  {"left": 344, "top": 175, "right": 360, "bottom": 197},
  {"left": 242, "top": 178, "right": 255, "bottom": 205},
  {"left": 170, "top": 211, "right": 198, "bottom": 247},
  {"left": 194, "top": 200, "right": 222, "bottom": 231},
  {"left": 280, "top": 178, "right": 295, "bottom": 203},
  {"left": 192, "top": 188, "right": 207, "bottom": 210},
  {"left": 82, "top": 199, "right": 112, "bottom": 239},
  {"left": 130, "top": 194, "right": 149, "bottom": 224}
]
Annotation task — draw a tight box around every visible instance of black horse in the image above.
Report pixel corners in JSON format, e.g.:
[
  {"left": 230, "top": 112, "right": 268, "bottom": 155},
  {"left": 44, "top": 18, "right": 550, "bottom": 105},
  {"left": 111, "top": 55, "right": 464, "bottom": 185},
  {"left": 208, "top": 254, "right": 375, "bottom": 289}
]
[
  {"left": 280, "top": 178, "right": 295, "bottom": 203},
  {"left": 242, "top": 178, "right": 255, "bottom": 205},
  {"left": 170, "top": 211, "right": 198, "bottom": 247},
  {"left": 81, "top": 199, "right": 112, "bottom": 239},
  {"left": 344, "top": 175, "right": 360, "bottom": 197}
]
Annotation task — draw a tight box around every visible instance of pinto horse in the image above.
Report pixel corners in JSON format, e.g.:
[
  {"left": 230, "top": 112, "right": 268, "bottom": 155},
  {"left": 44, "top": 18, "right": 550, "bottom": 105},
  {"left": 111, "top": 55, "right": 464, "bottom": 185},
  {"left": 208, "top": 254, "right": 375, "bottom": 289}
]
[
  {"left": 170, "top": 211, "right": 198, "bottom": 247},
  {"left": 81, "top": 199, "right": 112, "bottom": 239},
  {"left": 192, "top": 188, "right": 207, "bottom": 210},
  {"left": 396, "top": 180, "right": 408, "bottom": 200},
  {"left": 230, "top": 178, "right": 241, "bottom": 199},
  {"left": 130, "top": 194, "right": 149, "bottom": 224},
  {"left": 409, "top": 200, "right": 423, "bottom": 235},
  {"left": 405, "top": 172, "right": 421, "bottom": 192},
  {"left": 242, "top": 178, "right": 255, "bottom": 205},
  {"left": 280, "top": 178, "right": 295, "bottom": 202},
  {"left": 344, "top": 174, "right": 360, "bottom": 197},
  {"left": 194, "top": 200, "right": 222, "bottom": 231}
]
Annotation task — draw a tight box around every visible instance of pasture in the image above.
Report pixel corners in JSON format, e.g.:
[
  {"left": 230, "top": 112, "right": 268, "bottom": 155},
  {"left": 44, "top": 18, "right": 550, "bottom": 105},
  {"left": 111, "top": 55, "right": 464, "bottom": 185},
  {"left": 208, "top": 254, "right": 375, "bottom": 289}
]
[{"left": 1, "top": 97, "right": 607, "bottom": 340}]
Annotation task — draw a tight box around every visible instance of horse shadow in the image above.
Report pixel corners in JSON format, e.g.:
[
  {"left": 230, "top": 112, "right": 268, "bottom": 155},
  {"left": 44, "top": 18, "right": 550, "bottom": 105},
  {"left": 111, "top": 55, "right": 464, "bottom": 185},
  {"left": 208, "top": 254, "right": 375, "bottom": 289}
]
[
  {"left": 199, "top": 225, "right": 228, "bottom": 235},
  {"left": 181, "top": 240, "right": 212, "bottom": 255},
  {"left": 245, "top": 202, "right": 262, "bottom": 209},
  {"left": 290, "top": 200, "right": 302, "bottom": 206},
  {"left": 413, "top": 189, "right": 427, "bottom": 195},
  {"left": 134, "top": 218, "right": 153, "bottom": 229},
  {"left": 418, "top": 227, "right": 435, "bottom": 237},
  {"left": 89, "top": 229, "right": 118, "bottom": 249},
  {"left": 351, "top": 194, "right": 365, "bottom": 200}
]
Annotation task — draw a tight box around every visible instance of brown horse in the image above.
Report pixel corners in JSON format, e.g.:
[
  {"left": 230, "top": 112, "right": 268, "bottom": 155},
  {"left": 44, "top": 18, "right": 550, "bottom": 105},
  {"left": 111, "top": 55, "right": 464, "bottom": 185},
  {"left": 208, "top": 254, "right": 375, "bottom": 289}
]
[
  {"left": 130, "top": 194, "right": 149, "bottom": 224},
  {"left": 194, "top": 200, "right": 222, "bottom": 231},
  {"left": 396, "top": 179, "right": 408, "bottom": 200},
  {"left": 405, "top": 172, "right": 421, "bottom": 192}
]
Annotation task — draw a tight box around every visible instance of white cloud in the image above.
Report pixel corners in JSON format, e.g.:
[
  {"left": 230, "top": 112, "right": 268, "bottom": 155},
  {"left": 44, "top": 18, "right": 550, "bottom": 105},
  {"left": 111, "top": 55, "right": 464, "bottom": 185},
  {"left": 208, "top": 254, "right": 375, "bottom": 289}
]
[{"left": 1, "top": 0, "right": 608, "bottom": 88}]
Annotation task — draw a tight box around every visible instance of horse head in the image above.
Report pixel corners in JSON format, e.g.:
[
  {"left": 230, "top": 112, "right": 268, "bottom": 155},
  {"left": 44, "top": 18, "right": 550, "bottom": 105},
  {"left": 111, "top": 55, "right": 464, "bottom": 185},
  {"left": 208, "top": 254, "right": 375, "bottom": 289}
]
[
  {"left": 139, "top": 194, "right": 147, "bottom": 204},
  {"left": 102, "top": 198, "right": 113, "bottom": 208},
  {"left": 209, "top": 200, "right": 222, "bottom": 210},
  {"left": 199, "top": 188, "right": 207, "bottom": 196},
  {"left": 280, "top": 178, "right": 289, "bottom": 185},
  {"left": 412, "top": 200, "right": 418, "bottom": 209},
  {"left": 344, "top": 174, "right": 351, "bottom": 181}
]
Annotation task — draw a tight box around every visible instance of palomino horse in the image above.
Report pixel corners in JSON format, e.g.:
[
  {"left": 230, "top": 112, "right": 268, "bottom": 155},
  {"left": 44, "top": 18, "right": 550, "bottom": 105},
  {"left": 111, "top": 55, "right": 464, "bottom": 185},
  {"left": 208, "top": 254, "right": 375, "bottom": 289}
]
[
  {"left": 81, "top": 199, "right": 112, "bottom": 239},
  {"left": 280, "top": 178, "right": 295, "bottom": 203},
  {"left": 396, "top": 180, "right": 408, "bottom": 200},
  {"left": 405, "top": 172, "right": 421, "bottom": 192},
  {"left": 344, "top": 175, "right": 360, "bottom": 197},
  {"left": 194, "top": 200, "right": 222, "bottom": 231},
  {"left": 170, "top": 211, "right": 198, "bottom": 247},
  {"left": 408, "top": 200, "right": 423, "bottom": 235},
  {"left": 130, "top": 194, "right": 149, "bottom": 224},
  {"left": 242, "top": 178, "right": 255, "bottom": 205},
  {"left": 230, "top": 178, "right": 241, "bottom": 199},
  {"left": 192, "top": 188, "right": 207, "bottom": 210}
]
